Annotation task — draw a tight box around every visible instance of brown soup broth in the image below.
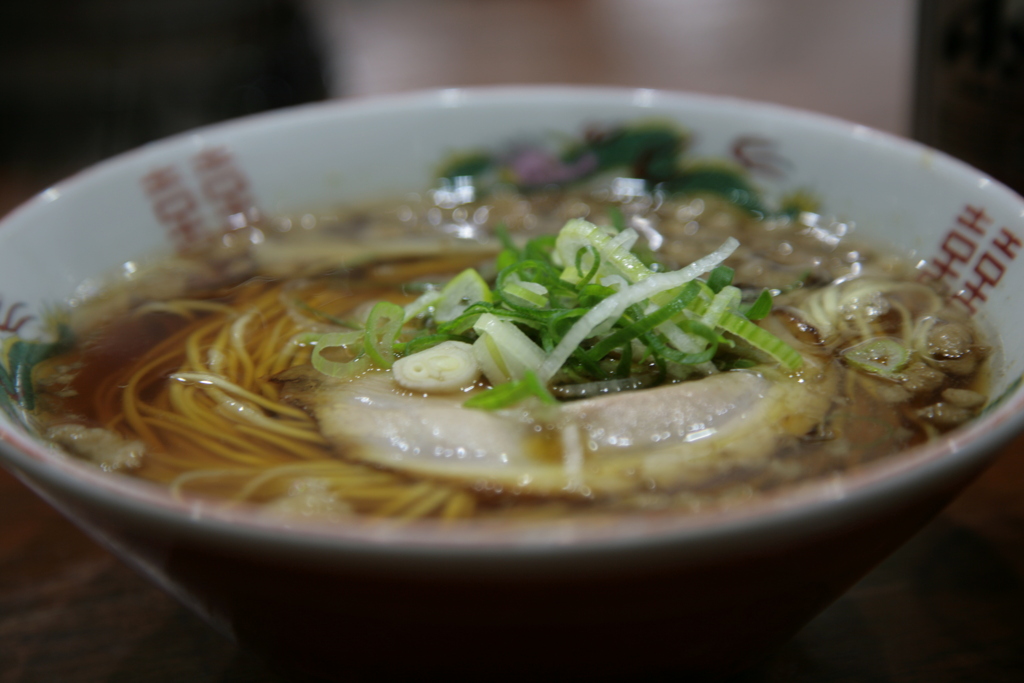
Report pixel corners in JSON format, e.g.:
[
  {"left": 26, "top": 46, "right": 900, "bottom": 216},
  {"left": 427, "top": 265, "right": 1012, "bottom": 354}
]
[{"left": 32, "top": 190, "right": 990, "bottom": 519}]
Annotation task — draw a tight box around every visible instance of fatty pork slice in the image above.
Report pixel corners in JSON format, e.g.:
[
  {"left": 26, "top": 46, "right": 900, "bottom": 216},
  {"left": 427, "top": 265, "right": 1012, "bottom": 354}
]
[{"left": 275, "top": 363, "right": 835, "bottom": 497}]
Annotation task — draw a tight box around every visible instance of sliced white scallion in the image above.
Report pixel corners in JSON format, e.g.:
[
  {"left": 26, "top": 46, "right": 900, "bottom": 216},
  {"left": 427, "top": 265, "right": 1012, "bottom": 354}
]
[
  {"left": 474, "top": 335, "right": 512, "bottom": 385},
  {"left": 392, "top": 341, "right": 481, "bottom": 393},
  {"left": 473, "top": 313, "right": 547, "bottom": 383}
]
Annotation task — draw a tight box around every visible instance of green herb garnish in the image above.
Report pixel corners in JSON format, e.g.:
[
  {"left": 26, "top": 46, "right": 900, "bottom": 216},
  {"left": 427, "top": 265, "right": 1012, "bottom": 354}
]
[
  {"left": 463, "top": 370, "right": 557, "bottom": 410},
  {"left": 305, "top": 218, "right": 803, "bottom": 410},
  {"left": 842, "top": 338, "right": 910, "bottom": 378}
]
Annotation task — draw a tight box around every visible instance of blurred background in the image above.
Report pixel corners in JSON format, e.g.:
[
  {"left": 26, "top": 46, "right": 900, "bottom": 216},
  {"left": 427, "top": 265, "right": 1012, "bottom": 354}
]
[
  {"left": 5, "top": 2, "right": 1024, "bottom": 682},
  {"left": 7, "top": 0, "right": 1023, "bottom": 206},
  {"left": 1, "top": 0, "right": 920, "bottom": 210},
  {"left": 5, "top": 0, "right": 1022, "bottom": 203}
]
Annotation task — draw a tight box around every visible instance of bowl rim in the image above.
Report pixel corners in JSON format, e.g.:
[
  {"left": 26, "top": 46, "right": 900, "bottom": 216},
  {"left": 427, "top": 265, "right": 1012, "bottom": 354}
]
[{"left": 2, "top": 84, "right": 1023, "bottom": 562}]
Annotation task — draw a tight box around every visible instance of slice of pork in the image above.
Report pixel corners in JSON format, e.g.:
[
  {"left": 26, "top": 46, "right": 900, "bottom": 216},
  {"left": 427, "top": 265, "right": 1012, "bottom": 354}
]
[
  {"left": 276, "top": 368, "right": 559, "bottom": 490},
  {"left": 275, "top": 361, "right": 836, "bottom": 498},
  {"left": 561, "top": 366, "right": 836, "bottom": 493}
]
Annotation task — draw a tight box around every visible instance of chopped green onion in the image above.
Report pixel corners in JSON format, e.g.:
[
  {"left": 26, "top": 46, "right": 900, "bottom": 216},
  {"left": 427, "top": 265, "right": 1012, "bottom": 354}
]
[
  {"left": 607, "top": 228, "right": 639, "bottom": 255},
  {"left": 574, "top": 246, "right": 602, "bottom": 286},
  {"left": 719, "top": 311, "right": 803, "bottom": 370},
  {"left": 615, "top": 341, "right": 633, "bottom": 378},
  {"left": 496, "top": 249, "right": 519, "bottom": 271},
  {"left": 399, "top": 332, "right": 473, "bottom": 356},
  {"left": 701, "top": 286, "right": 742, "bottom": 329},
  {"left": 403, "top": 289, "right": 442, "bottom": 322},
  {"left": 656, "top": 318, "right": 715, "bottom": 363},
  {"left": 302, "top": 215, "right": 803, "bottom": 390},
  {"left": 577, "top": 283, "right": 617, "bottom": 308},
  {"left": 523, "top": 234, "right": 557, "bottom": 263},
  {"left": 475, "top": 334, "right": 512, "bottom": 384},
  {"left": 363, "top": 301, "right": 405, "bottom": 368},
  {"left": 706, "top": 266, "right": 734, "bottom": 294},
  {"left": 435, "top": 301, "right": 497, "bottom": 335},
  {"left": 503, "top": 281, "right": 549, "bottom": 308},
  {"left": 544, "top": 307, "right": 590, "bottom": 351},
  {"left": 586, "top": 282, "right": 701, "bottom": 361},
  {"left": 495, "top": 260, "right": 568, "bottom": 312},
  {"left": 310, "top": 331, "right": 371, "bottom": 379},
  {"left": 717, "top": 357, "right": 759, "bottom": 370},
  {"left": 642, "top": 322, "right": 719, "bottom": 366},
  {"left": 434, "top": 268, "right": 493, "bottom": 322},
  {"left": 463, "top": 370, "right": 557, "bottom": 410},
  {"left": 473, "top": 313, "right": 547, "bottom": 382},
  {"left": 743, "top": 289, "right": 773, "bottom": 321},
  {"left": 607, "top": 205, "right": 627, "bottom": 233},
  {"left": 842, "top": 337, "right": 909, "bottom": 378},
  {"left": 555, "top": 218, "right": 652, "bottom": 285},
  {"left": 538, "top": 237, "right": 740, "bottom": 382}
]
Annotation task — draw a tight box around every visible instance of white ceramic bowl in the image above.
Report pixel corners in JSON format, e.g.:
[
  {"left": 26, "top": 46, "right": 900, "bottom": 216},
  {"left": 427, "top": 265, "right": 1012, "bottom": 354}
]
[{"left": 2, "top": 87, "right": 1023, "bottom": 680}]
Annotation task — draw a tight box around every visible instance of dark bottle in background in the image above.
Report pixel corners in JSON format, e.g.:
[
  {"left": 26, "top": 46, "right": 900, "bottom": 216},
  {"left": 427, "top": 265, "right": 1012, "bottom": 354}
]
[{"left": 914, "top": 0, "right": 1024, "bottom": 193}]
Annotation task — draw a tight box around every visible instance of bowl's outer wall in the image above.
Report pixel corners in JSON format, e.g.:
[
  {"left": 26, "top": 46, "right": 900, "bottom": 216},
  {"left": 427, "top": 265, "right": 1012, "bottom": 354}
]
[
  {"left": 12, "top": 450, "right": 973, "bottom": 679},
  {"left": 2, "top": 87, "right": 1024, "bottom": 677}
]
